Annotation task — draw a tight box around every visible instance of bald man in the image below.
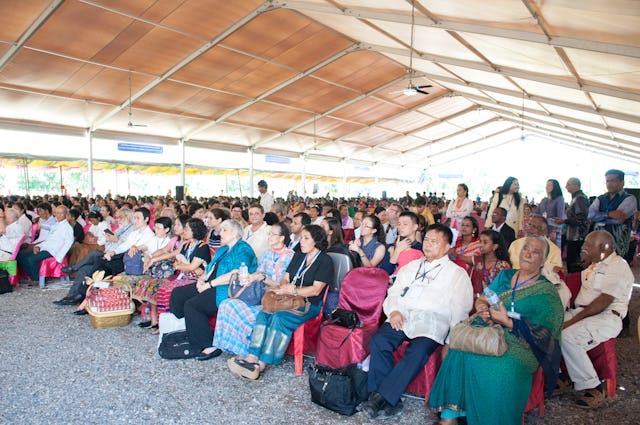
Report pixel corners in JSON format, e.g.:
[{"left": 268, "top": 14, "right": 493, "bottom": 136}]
[
  {"left": 559, "top": 231, "right": 633, "bottom": 409},
  {"left": 554, "top": 178, "right": 589, "bottom": 272}
]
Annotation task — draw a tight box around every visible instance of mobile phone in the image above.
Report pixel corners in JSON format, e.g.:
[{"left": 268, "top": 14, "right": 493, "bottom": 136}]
[{"left": 104, "top": 229, "right": 114, "bottom": 235}]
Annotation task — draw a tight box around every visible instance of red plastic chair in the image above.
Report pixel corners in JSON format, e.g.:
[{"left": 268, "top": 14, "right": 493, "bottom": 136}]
[
  {"left": 316, "top": 267, "right": 390, "bottom": 369},
  {"left": 38, "top": 256, "right": 69, "bottom": 288},
  {"left": 392, "top": 343, "right": 443, "bottom": 404},
  {"left": 523, "top": 367, "right": 545, "bottom": 422},
  {"left": 30, "top": 222, "right": 39, "bottom": 244},
  {"left": 561, "top": 272, "right": 618, "bottom": 398},
  {"left": 0, "top": 234, "right": 27, "bottom": 288}
]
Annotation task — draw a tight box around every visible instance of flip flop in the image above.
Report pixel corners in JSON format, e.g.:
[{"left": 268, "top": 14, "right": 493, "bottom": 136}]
[
  {"left": 227, "top": 357, "right": 260, "bottom": 381},
  {"left": 575, "top": 387, "right": 606, "bottom": 409}
]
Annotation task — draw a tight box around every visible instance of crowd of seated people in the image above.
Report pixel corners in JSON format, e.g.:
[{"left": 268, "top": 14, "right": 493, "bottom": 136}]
[{"left": 1, "top": 168, "right": 636, "bottom": 422}]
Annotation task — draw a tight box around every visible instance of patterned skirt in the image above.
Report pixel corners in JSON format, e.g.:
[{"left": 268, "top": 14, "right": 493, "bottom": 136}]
[
  {"left": 213, "top": 298, "right": 262, "bottom": 357},
  {"left": 155, "top": 277, "right": 196, "bottom": 313}
]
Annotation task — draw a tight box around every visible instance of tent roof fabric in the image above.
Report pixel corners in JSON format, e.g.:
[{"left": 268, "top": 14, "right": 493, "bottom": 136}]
[{"left": 0, "top": 0, "right": 638, "bottom": 167}]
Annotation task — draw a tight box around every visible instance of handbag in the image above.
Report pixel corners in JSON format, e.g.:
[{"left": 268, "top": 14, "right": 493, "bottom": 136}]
[
  {"left": 261, "top": 291, "right": 309, "bottom": 316},
  {"left": 308, "top": 363, "right": 368, "bottom": 416},
  {"left": 449, "top": 313, "right": 507, "bottom": 356},
  {"left": 149, "top": 260, "right": 176, "bottom": 279},
  {"left": 227, "top": 272, "right": 266, "bottom": 306},
  {"left": 123, "top": 251, "right": 144, "bottom": 275},
  {"left": 330, "top": 308, "right": 361, "bottom": 329}
]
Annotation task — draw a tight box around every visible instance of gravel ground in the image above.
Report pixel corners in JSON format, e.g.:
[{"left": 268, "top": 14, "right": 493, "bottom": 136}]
[{"left": 1, "top": 282, "right": 638, "bottom": 425}]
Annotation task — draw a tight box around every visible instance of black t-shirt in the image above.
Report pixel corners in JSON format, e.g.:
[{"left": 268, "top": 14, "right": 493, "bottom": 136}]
[{"left": 286, "top": 251, "right": 334, "bottom": 305}]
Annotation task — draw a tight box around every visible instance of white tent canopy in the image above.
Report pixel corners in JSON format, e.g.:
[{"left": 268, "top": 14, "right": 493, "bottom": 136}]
[{"left": 0, "top": 0, "right": 638, "bottom": 170}]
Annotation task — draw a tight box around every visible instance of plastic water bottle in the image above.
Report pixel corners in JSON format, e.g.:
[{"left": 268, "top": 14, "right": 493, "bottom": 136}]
[
  {"left": 483, "top": 287, "right": 501, "bottom": 311},
  {"left": 239, "top": 262, "right": 249, "bottom": 286},
  {"left": 143, "top": 303, "right": 150, "bottom": 321}
]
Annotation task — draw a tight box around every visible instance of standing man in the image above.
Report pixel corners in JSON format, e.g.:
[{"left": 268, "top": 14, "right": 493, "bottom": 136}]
[
  {"left": 17, "top": 205, "right": 73, "bottom": 282},
  {"left": 361, "top": 223, "right": 472, "bottom": 419},
  {"left": 588, "top": 169, "right": 637, "bottom": 258},
  {"left": 288, "top": 212, "right": 311, "bottom": 253},
  {"left": 559, "top": 231, "right": 633, "bottom": 408},
  {"left": 257, "top": 180, "right": 274, "bottom": 213},
  {"left": 490, "top": 207, "right": 516, "bottom": 248},
  {"left": 556, "top": 178, "right": 589, "bottom": 272}
]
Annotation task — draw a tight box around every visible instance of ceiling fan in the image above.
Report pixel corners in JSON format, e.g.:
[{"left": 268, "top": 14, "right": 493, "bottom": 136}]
[
  {"left": 401, "top": 0, "right": 432, "bottom": 96},
  {"left": 127, "top": 71, "right": 147, "bottom": 127}
]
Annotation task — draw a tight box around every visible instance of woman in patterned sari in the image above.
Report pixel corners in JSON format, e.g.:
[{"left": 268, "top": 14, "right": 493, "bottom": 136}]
[
  {"left": 469, "top": 229, "right": 511, "bottom": 297},
  {"left": 428, "top": 235, "right": 563, "bottom": 425},
  {"left": 213, "top": 222, "right": 294, "bottom": 357},
  {"left": 449, "top": 216, "right": 481, "bottom": 274},
  {"left": 133, "top": 217, "right": 210, "bottom": 331}
]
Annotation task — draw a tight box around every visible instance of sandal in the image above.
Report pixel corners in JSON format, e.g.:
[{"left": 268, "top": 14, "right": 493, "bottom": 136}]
[
  {"left": 553, "top": 376, "right": 573, "bottom": 396},
  {"left": 575, "top": 387, "right": 606, "bottom": 409},
  {"left": 227, "top": 357, "right": 260, "bottom": 381}
]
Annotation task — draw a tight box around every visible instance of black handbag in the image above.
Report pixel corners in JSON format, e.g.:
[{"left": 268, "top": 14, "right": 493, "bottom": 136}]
[
  {"left": 330, "top": 308, "right": 361, "bottom": 329},
  {"left": 158, "top": 330, "right": 198, "bottom": 359},
  {"left": 308, "top": 364, "right": 368, "bottom": 416}
]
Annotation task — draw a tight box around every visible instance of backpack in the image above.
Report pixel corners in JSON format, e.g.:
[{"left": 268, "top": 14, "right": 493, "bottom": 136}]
[
  {"left": 0, "top": 270, "right": 12, "bottom": 294},
  {"left": 158, "top": 330, "right": 198, "bottom": 359}
]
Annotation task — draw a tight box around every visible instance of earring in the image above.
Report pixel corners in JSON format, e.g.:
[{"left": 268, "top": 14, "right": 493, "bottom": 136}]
[{"left": 600, "top": 252, "right": 605, "bottom": 260}]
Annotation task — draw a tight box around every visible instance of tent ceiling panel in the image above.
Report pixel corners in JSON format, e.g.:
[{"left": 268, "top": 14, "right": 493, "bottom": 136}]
[
  {"left": 377, "top": 111, "right": 437, "bottom": 134},
  {"left": 265, "top": 76, "right": 359, "bottom": 114},
  {"left": 295, "top": 116, "right": 365, "bottom": 139},
  {"left": 137, "top": 80, "right": 249, "bottom": 119},
  {"left": 226, "top": 101, "right": 313, "bottom": 132},
  {"left": 312, "top": 50, "right": 406, "bottom": 92},
  {"left": 0, "top": 0, "right": 50, "bottom": 41},
  {"left": 330, "top": 97, "right": 404, "bottom": 125},
  {"left": 221, "top": 9, "right": 354, "bottom": 71},
  {"left": 190, "top": 122, "right": 277, "bottom": 147},
  {"left": 563, "top": 48, "right": 640, "bottom": 92},
  {"left": 0, "top": 87, "right": 112, "bottom": 128},
  {"left": 343, "top": 126, "right": 400, "bottom": 146},
  {"left": 0, "top": 0, "right": 637, "bottom": 166},
  {"left": 457, "top": 33, "right": 571, "bottom": 77},
  {"left": 538, "top": 0, "right": 640, "bottom": 47},
  {"left": 590, "top": 94, "right": 640, "bottom": 119},
  {"left": 171, "top": 47, "right": 298, "bottom": 98},
  {"left": 511, "top": 78, "right": 593, "bottom": 108}
]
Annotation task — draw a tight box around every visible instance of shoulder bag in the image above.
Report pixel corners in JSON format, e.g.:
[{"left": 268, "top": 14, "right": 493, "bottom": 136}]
[
  {"left": 449, "top": 313, "right": 507, "bottom": 356},
  {"left": 261, "top": 291, "right": 309, "bottom": 316},
  {"left": 228, "top": 272, "right": 266, "bottom": 306}
]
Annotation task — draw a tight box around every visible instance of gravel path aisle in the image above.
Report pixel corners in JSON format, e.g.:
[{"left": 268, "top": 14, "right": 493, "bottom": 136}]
[{"left": 1, "top": 284, "right": 638, "bottom": 425}]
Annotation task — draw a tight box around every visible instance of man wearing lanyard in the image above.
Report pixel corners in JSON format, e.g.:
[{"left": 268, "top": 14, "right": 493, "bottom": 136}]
[
  {"left": 361, "top": 223, "right": 473, "bottom": 419},
  {"left": 54, "top": 208, "right": 136, "bottom": 305},
  {"left": 559, "top": 231, "right": 633, "bottom": 408},
  {"left": 588, "top": 169, "right": 637, "bottom": 258}
]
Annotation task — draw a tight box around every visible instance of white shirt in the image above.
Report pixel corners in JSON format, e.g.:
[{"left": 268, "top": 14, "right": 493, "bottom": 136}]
[
  {"left": 33, "top": 215, "right": 57, "bottom": 244},
  {"left": 289, "top": 233, "right": 301, "bottom": 251},
  {"left": 383, "top": 255, "right": 472, "bottom": 342},
  {"left": 312, "top": 216, "right": 324, "bottom": 226},
  {"left": 576, "top": 252, "right": 634, "bottom": 318},
  {"left": 17, "top": 214, "right": 33, "bottom": 240},
  {"left": 0, "top": 221, "right": 26, "bottom": 257},
  {"left": 243, "top": 222, "right": 271, "bottom": 260},
  {"left": 445, "top": 197, "right": 474, "bottom": 229},
  {"left": 39, "top": 219, "right": 74, "bottom": 263},
  {"left": 115, "top": 226, "right": 156, "bottom": 256},
  {"left": 260, "top": 192, "right": 274, "bottom": 212}
]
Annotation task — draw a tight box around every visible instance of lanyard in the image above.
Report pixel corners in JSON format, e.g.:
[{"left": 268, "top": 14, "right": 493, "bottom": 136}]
[
  {"left": 511, "top": 271, "right": 539, "bottom": 312},
  {"left": 116, "top": 224, "right": 132, "bottom": 237},
  {"left": 413, "top": 261, "right": 442, "bottom": 284},
  {"left": 482, "top": 256, "right": 498, "bottom": 287},
  {"left": 292, "top": 251, "right": 320, "bottom": 287}
]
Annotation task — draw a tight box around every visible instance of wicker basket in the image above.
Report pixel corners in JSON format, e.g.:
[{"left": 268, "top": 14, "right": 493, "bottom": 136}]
[{"left": 85, "top": 280, "right": 135, "bottom": 329}]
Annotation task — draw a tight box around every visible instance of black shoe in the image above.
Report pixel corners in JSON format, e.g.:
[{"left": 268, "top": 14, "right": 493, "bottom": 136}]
[
  {"left": 361, "top": 393, "right": 387, "bottom": 419},
  {"left": 73, "top": 309, "right": 88, "bottom": 316},
  {"left": 377, "top": 399, "right": 403, "bottom": 419},
  {"left": 58, "top": 294, "right": 83, "bottom": 305},
  {"left": 53, "top": 296, "right": 74, "bottom": 305},
  {"left": 61, "top": 265, "right": 76, "bottom": 274},
  {"left": 196, "top": 348, "right": 222, "bottom": 361},
  {"left": 137, "top": 321, "right": 152, "bottom": 328}
]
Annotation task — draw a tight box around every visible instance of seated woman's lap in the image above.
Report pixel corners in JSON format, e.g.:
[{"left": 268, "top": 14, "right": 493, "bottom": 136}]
[{"left": 169, "top": 282, "right": 199, "bottom": 318}]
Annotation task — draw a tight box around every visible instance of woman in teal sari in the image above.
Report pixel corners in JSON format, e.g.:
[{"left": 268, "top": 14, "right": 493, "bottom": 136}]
[{"left": 429, "top": 235, "right": 563, "bottom": 425}]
